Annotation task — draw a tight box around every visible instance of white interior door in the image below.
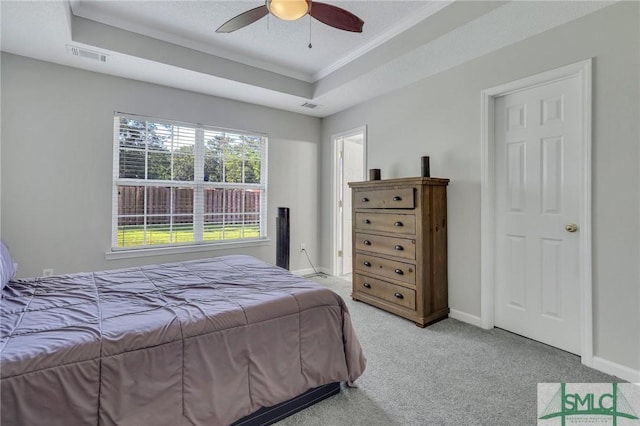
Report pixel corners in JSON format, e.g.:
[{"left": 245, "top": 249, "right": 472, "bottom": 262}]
[
  {"left": 494, "top": 76, "right": 582, "bottom": 355},
  {"left": 334, "top": 130, "right": 365, "bottom": 277}
]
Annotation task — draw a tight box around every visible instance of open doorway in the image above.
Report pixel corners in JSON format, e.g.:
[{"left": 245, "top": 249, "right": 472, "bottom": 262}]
[{"left": 332, "top": 127, "right": 366, "bottom": 277}]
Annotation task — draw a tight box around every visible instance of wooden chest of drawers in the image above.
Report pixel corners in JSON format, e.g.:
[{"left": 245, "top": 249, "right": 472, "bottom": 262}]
[{"left": 348, "top": 177, "right": 449, "bottom": 327}]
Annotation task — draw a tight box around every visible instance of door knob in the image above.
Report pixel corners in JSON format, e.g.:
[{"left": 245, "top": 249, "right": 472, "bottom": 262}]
[{"left": 565, "top": 223, "right": 578, "bottom": 233}]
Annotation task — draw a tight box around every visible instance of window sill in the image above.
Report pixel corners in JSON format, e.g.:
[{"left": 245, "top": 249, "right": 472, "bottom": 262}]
[{"left": 105, "top": 238, "right": 271, "bottom": 261}]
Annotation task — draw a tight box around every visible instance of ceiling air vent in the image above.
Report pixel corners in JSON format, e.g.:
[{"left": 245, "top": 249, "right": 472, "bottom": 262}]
[
  {"left": 66, "top": 45, "right": 108, "bottom": 63},
  {"left": 301, "top": 102, "right": 319, "bottom": 109}
]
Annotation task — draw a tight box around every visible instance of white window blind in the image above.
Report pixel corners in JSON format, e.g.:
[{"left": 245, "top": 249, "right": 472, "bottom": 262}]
[{"left": 112, "top": 113, "right": 268, "bottom": 250}]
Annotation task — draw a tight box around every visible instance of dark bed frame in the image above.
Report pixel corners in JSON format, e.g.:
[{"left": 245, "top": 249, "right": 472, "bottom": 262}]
[{"left": 231, "top": 382, "right": 341, "bottom": 425}]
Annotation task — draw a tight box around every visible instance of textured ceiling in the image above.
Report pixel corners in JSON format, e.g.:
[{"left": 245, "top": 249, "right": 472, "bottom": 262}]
[
  {"left": 69, "top": 1, "right": 439, "bottom": 82},
  {"left": 0, "top": 1, "right": 614, "bottom": 117}
]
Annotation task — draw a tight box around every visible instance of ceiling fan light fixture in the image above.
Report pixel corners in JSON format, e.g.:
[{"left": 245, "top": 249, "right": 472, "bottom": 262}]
[
  {"left": 216, "top": 1, "right": 363, "bottom": 34},
  {"left": 267, "top": 0, "right": 311, "bottom": 21}
]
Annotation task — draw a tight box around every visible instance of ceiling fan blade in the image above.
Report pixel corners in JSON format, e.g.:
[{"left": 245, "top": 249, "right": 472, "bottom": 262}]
[
  {"left": 216, "top": 5, "right": 269, "bottom": 33},
  {"left": 309, "top": 2, "right": 364, "bottom": 33}
]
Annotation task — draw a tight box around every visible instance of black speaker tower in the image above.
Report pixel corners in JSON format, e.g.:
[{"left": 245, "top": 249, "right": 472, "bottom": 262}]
[{"left": 276, "top": 207, "right": 290, "bottom": 270}]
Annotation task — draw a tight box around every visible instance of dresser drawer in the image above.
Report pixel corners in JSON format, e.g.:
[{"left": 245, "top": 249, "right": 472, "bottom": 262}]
[
  {"left": 355, "top": 233, "right": 416, "bottom": 261},
  {"left": 355, "top": 274, "right": 416, "bottom": 310},
  {"left": 354, "top": 253, "right": 416, "bottom": 286},
  {"left": 354, "top": 187, "right": 414, "bottom": 209},
  {"left": 355, "top": 212, "right": 416, "bottom": 235}
]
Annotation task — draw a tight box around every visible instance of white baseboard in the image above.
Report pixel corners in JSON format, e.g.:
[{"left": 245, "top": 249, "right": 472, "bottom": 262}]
[
  {"left": 318, "top": 267, "right": 332, "bottom": 276},
  {"left": 291, "top": 267, "right": 317, "bottom": 277},
  {"left": 450, "top": 311, "right": 640, "bottom": 382},
  {"left": 590, "top": 356, "right": 640, "bottom": 383},
  {"left": 449, "top": 309, "right": 483, "bottom": 328},
  {"left": 293, "top": 267, "right": 334, "bottom": 276}
]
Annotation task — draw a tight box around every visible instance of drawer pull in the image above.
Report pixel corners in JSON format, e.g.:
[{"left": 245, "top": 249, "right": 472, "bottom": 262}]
[
  {"left": 363, "top": 282, "right": 371, "bottom": 289},
  {"left": 363, "top": 240, "right": 372, "bottom": 246},
  {"left": 394, "top": 245, "right": 404, "bottom": 251},
  {"left": 363, "top": 219, "right": 371, "bottom": 224},
  {"left": 394, "top": 292, "right": 404, "bottom": 299},
  {"left": 394, "top": 221, "right": 404, "bottom": 227},
  {"left": 394, "top": 268, "right": 404, "bottom": 275},
  {"left": 362, "top": 197, "right": 369, "bottom": 202},
  {"left": 393, "top": 196, "right": 402, "bottom": 201},
  {"left": 363, "top": 261, "right": 372, "bottom": 267}
]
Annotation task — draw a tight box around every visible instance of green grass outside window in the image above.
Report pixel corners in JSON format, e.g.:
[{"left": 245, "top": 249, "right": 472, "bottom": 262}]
[{"left": 117, "top": 224, "right": 260, "bottom": 247}]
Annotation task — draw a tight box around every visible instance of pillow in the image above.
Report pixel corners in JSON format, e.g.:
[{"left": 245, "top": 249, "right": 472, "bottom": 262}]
[{"left": 1, "top": 240, "right": 17, "bottom": 290}]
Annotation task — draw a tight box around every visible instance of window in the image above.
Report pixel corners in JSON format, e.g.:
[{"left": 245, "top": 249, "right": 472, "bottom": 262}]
[{"left": 112, "top": 113, "right": 267, "bottom": 250}]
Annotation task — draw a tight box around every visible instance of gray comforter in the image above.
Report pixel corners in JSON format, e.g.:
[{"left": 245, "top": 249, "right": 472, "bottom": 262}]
[{"left": 0, "top": 255, "right": 366, "bottom": 425}]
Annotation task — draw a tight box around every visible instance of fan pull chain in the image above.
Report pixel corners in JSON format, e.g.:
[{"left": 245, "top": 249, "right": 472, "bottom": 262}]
[{"left": 308, "top": 16, "right": 312, "bottom": 48}]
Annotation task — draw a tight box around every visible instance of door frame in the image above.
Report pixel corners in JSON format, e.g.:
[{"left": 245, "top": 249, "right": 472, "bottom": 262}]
[
  {"left": 480, "top": 59, "right": 593, "bottom": 365},
  {"left": 331, "top": 126, "right": 367, "bottom": 277}
]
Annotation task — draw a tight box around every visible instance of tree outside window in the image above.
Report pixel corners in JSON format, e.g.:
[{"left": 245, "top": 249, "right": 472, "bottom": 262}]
[{"left": 113, "top": 115, "right": 267, "bottom": 249}]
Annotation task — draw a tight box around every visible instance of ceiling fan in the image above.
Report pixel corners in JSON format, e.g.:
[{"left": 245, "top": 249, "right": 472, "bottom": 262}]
[{"left": 216, "top": 0, "right": 364, "bottom": 34}]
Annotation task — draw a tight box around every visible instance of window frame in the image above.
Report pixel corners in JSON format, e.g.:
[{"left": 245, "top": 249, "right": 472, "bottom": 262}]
[{"left": 110, "top": 112, "right": 268, "bottom": 254}]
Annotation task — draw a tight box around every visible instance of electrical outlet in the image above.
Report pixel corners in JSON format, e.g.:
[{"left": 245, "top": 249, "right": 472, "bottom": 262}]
[
  {"left": 300, "top": 243, "right": 306, "bottom": 252},
  {"left": 43, "top": 268, "right": 54, "bottom": 277}
]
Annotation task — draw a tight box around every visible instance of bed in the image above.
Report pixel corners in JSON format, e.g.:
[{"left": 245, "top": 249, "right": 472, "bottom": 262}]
[{"left": 0, "top": 254, "right": 366, "bottom": 426}]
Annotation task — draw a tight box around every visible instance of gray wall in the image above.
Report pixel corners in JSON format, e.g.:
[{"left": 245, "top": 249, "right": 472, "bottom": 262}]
[
  {"left": 321, "top": 2, "right": 640, "bottom": 371},
  {"left": 1, "top": 54, "right": 322, "bottom": 276}
]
